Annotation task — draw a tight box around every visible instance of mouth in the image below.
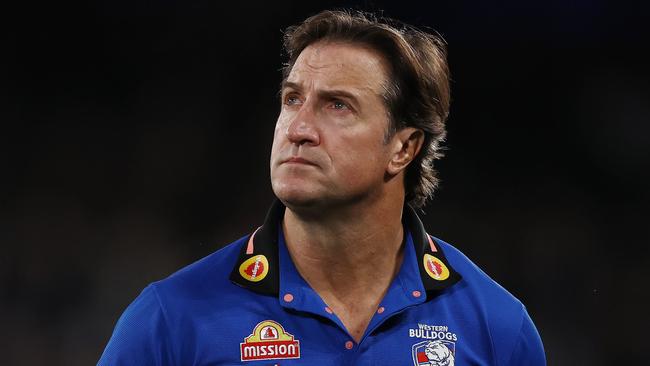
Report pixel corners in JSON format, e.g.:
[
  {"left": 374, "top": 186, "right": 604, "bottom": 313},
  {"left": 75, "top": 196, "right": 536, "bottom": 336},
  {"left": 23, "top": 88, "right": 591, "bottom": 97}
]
[{"left": 282, "top": 156, "right": 317, "bottom": 166}]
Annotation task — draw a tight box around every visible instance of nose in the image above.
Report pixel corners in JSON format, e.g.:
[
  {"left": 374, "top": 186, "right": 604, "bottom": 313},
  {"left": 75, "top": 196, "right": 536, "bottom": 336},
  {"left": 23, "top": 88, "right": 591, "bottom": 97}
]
[{"left": 286, "top": 104, "right": 320, "bottom": 146}]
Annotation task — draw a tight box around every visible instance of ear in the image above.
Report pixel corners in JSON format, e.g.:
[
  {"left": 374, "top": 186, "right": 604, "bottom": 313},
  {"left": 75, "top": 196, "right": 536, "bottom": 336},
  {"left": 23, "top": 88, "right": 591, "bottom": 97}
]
[{"left": 387, "top": 127, "right": 424, "bottom": 176}]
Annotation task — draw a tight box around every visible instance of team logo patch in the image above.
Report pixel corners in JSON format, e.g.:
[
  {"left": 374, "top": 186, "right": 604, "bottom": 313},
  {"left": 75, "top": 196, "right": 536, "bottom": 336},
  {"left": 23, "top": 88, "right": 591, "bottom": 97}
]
[
  {"left": 423, "top": 254, "right": 450, "bottom": 281},
  {"left": 409, "top": 323, "right": 458, "bottom": 365},
  {"left": 240, "top": 320, "right": 301, "bottom": 361},
  {"left": 239, "top": 255, "right": 269, "bottom": 282},
  {"left": 412, "top": 340, "right": 456, "bottom": 366}
]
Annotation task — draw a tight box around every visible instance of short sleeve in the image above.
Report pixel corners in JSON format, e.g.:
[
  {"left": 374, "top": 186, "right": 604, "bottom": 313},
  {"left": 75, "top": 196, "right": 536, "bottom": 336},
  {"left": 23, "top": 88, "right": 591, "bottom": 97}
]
[
  {"left": 505, "top": 308, "right": 546, "bottom": 366},
  {"left": 98, "top": 284, "right": 174, "bottom": 366}
]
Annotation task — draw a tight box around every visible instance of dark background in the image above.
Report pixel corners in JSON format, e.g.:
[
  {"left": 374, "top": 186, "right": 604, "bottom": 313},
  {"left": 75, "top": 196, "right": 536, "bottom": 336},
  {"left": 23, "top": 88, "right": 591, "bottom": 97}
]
[{"left": 3, "top": 0, "right": 649, "bottom": 365}]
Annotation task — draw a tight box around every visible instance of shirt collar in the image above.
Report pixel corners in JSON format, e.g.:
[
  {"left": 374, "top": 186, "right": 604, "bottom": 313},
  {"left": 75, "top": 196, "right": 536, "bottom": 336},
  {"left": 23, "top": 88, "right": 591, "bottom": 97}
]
[{"left": 229, "top": 199, "right": 461, "bottom": 299}]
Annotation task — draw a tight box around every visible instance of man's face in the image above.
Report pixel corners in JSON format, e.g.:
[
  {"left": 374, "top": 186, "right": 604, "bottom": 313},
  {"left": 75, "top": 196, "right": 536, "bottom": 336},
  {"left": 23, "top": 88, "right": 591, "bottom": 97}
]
[{"left": 270, "top": 41, "right": 394, "bottom": 209}]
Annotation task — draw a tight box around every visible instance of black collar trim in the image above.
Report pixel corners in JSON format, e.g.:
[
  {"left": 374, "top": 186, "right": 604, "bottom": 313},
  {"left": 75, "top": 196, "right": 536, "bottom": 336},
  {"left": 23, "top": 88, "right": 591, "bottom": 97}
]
[{"left": 229, "top": 200, "right": 461, "bottom": 297}]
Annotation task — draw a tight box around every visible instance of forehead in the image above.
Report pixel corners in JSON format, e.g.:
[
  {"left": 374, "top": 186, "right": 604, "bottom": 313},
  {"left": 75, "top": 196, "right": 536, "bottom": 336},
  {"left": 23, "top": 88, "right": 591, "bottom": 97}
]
[{"left": 286, "top": 41, "right": 389, "bottom": 95}]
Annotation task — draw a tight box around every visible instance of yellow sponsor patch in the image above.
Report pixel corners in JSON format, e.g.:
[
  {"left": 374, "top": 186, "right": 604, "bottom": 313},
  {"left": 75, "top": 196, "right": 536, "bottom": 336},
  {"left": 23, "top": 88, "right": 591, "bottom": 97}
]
[
  {"left": 239, "top": 255, "right": 269, "bottom": 282},
  {"left": 423, "top": 254, "right": 450, "bottom": 281}
]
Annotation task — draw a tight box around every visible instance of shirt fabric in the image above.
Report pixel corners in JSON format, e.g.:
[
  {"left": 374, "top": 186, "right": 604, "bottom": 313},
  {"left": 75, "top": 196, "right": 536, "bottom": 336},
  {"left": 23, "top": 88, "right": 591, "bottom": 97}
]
[{"left": 99, "top": 200, "right": 546, "bottom": 365}]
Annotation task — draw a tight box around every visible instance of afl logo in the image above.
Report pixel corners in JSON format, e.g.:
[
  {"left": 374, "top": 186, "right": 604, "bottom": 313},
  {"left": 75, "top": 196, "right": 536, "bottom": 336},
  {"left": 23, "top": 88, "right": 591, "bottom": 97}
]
[
  {"left": 423, "top": 254, "right": 450, "bottom": 281},
  {"left": 239, "top": 255, "right": 269, "bottom": 282}
]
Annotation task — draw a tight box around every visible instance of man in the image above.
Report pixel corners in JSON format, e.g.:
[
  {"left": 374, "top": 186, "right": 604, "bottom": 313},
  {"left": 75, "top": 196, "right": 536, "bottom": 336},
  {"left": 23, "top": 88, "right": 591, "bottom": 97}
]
[{"left": 99, "top": 10, "right": 546, "bottom": 365}]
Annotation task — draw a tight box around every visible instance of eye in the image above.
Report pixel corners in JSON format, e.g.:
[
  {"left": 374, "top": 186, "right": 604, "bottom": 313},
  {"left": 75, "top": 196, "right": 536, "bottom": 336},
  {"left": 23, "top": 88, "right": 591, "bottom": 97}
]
[
  {"left": 284, "top": 94, "right": 302, "bottom": 106},
  {"left": 331, "top": 100, "right": 349, "bottom": 110}
]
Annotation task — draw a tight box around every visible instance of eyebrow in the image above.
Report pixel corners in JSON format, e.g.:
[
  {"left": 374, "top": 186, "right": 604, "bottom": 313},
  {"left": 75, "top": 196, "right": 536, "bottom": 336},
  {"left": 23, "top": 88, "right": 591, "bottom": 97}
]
[{"left": 280, "top": 80, "right": 362, "bottom": 110}]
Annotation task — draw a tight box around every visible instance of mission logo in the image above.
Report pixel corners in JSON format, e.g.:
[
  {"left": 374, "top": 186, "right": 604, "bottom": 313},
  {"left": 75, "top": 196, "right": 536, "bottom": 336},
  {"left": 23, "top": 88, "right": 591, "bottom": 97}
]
[{"left": 240, "top": 320, "right": 301, "bottom": 361}]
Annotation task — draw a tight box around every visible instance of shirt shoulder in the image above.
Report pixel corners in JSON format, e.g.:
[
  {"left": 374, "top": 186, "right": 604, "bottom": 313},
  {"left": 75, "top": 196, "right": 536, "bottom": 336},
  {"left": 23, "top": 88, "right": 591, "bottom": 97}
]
[
  {"left": 153, "top": 235, "right": 247, "bottom": 299},
  {"left": 436, "top": 237, "right": 521, "bottom": 309},
  {"left": 434, "top": 237, "right": 546, "bottom": 366},
  {"left": 98, "top": 235, "right": 251, "bottom": 365},
  {"left": 98, "top": 284, "right": 172, "bottom": 365}
]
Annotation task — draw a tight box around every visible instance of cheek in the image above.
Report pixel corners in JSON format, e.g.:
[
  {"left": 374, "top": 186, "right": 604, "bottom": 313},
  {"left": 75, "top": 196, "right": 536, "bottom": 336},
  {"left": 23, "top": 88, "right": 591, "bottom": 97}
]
[
  {"left": 270, "top": 118, "right": 288, "bottom": 154},
  {"left": 330, "top": 135, "right": 387, "bottom": 177},
  {"left": 274, "top": 114, "right": 288, "bottom": 135}
]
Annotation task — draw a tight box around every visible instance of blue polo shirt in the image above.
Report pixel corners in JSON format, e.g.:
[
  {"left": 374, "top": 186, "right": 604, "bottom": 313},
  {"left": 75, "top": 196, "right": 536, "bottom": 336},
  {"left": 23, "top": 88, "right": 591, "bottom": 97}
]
[{"left": 99, "top": 201, "right": 546, "bottom": 365}]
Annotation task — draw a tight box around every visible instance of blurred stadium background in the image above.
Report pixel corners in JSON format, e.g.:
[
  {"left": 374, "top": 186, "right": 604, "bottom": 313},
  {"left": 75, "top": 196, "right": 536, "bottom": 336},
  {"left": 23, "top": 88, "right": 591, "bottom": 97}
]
[{"left": 3, "top": 0, "right": 649, "bottom": 364}]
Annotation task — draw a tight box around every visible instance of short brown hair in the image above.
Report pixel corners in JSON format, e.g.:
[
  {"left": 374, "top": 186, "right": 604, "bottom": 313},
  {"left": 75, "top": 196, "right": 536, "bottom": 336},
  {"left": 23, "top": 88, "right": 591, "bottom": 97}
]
[{"left": 282, "top": 10, "right": 451, "bottom": 208}]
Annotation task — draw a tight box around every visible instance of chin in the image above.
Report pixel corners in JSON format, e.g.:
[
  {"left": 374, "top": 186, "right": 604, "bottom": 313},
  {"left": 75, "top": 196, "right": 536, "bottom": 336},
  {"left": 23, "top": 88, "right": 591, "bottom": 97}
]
[
  {"left": 273, "top": 186, "right": 317, "bottom": 207},
  {"left": 272, "top": 180, "right": 324, "bottom": 209}
]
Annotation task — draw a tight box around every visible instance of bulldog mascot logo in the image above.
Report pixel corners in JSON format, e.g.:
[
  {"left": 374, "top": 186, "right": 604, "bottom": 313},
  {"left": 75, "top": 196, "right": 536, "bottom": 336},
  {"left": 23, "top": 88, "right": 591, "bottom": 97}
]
[{"left": 412, "top": 340, "right": 455, "bottom": 366}]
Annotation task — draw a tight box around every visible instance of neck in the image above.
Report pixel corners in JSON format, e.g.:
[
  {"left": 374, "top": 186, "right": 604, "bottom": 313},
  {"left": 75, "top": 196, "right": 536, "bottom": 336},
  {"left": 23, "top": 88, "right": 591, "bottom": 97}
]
[{"left": 282, "top": 194, "right": 405, "bottom": 303}]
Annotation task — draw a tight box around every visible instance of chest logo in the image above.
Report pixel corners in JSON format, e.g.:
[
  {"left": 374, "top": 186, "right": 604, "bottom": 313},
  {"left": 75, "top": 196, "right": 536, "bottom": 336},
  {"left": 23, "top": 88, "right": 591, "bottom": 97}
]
[
  {"left": 423, "top": 254, "right": 450, "bottom": 281},
  {"left": 240, "top": 320, "right": 301, "bottom": 361},
  {"left": 412, "top": 340, "right": 456, "bottom": 366},
  {"left": 239, "top": 255, "right": 269, "bottom": 282}
]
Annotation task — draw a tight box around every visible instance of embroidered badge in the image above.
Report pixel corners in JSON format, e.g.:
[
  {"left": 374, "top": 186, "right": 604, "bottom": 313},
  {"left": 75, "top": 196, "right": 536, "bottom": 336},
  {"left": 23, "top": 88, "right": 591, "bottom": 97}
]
[
  {"left": 239, "top": 255, "right": 269, "bottom": 282},
  {"left": 422, "top": 254, "right": 450, "bottom": 281},
  {"left": 409, "top": 323, "right": 457, "bottom": 366},
  {"left": 412, "top": 340, "right": 456, "bottom": 366},
  {"left": 409, "top": 323, "right": 458, "bottom": 342},
  {"left": 240, "top": 320, "right": 301, "bottom": 361}
]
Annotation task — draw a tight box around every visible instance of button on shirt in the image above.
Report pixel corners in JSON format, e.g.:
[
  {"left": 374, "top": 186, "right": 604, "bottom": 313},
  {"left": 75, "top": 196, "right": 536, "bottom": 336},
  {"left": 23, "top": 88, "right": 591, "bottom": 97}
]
[{"left": 99, "top": 201, "right": 546, "bottom": 365}]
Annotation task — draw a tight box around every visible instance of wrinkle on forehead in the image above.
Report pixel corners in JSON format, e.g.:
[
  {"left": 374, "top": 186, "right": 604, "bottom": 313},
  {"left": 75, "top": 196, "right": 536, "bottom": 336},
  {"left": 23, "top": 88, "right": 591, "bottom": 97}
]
[{"left": 287, "top": 41, "right": 389, "bottom": 97}]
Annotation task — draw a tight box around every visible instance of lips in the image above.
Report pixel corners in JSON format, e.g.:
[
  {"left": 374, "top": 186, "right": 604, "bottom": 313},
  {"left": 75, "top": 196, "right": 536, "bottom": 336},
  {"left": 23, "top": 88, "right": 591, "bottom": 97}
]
[{"left": 282, "top": 156, "right": 317, "bottom": 166}]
